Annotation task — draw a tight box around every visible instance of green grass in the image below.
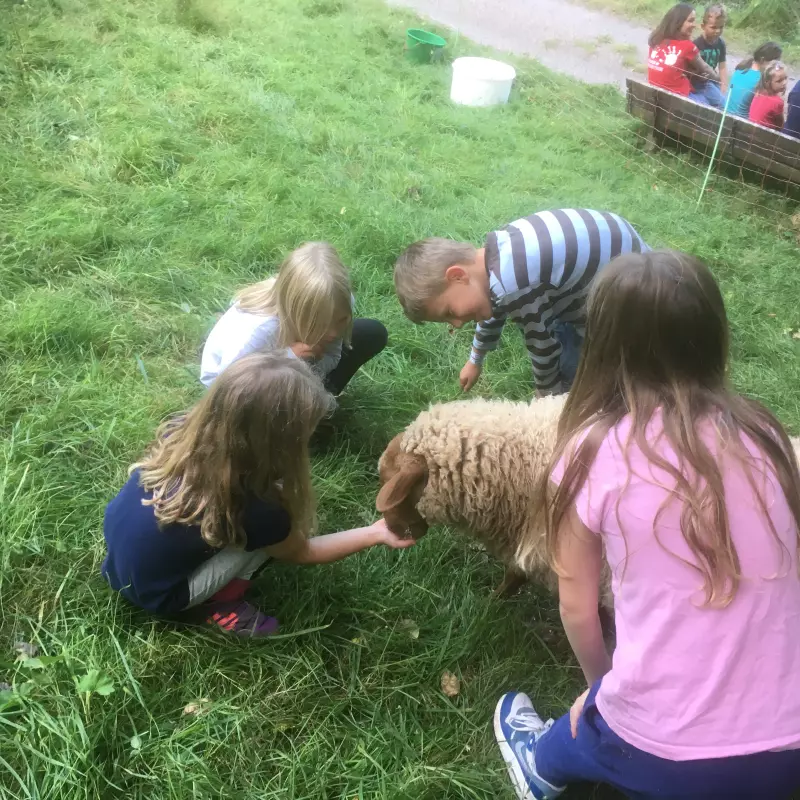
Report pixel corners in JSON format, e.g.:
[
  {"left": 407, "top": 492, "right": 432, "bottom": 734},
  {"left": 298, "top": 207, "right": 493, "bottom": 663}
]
[
  {"left": 583, "top": 0, "right": 800, "bottom": 63},
  {"left": 1, "top": 0, "right": 800, "bottom": 797}
]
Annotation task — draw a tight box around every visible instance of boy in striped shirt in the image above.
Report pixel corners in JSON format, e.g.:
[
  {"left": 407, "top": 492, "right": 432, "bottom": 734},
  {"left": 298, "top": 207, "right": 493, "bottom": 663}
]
[{"left": 394, "top": 209, "right": 650, "bottom": 395}]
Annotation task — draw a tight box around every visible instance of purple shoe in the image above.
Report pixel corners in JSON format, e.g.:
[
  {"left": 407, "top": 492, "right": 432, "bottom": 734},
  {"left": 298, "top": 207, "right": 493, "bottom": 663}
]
[{"left": 202, "top": 600, "right": 279, "bottom": 638}]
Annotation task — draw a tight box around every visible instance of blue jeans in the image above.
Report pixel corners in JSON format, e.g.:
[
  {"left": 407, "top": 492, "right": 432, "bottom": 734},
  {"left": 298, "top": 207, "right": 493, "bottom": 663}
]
[
  {"left": 687, "top": 91, "right": 711, "bottom": 107},
  {"left": 552, "top": 321, "right": 583, "bottom": 391},
  {"left": 535, "top": 683, "right": 800, "bottom": 799},
  {"left": 692, "top": 81, "right": 725, "bottom": 109}
]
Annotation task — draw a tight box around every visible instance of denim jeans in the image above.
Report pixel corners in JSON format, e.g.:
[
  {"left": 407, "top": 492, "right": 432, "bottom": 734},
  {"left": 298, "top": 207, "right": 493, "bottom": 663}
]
[
  {"left": 691, "top": 81, "right": 725, "bottom": 109},
  {"left": 552, "top": 321, "right": 583, "bottom": 391},
  {"left": 688, "top": 91, "right": 711, "bottom": 106}
]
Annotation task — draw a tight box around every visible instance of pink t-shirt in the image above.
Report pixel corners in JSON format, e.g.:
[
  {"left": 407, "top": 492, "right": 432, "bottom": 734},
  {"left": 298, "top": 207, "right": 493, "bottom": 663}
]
[{"left": 553, "top": 415, "right": 800, "bottom": 761}]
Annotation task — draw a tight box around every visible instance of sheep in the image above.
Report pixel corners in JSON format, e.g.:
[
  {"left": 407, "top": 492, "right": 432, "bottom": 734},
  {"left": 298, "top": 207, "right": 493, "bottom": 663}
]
[
  {"left": 376, "top": 397, "right": 800, "bottom": 604},
  {"left": 376, "top": 394, "right": 567, "bottom": 598}
]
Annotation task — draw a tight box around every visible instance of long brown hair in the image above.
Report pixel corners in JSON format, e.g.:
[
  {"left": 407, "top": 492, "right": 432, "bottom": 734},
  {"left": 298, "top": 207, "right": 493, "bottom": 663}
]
[
  {"left": 527, "top": 250, "right": 800, "bottom": 607},
  {"left": 735, "top": 41, "right": 782, "bottom": 72},
  {"left": 649, "top": 3, "right": 695, "bottom": 47},
  {"left": 132, "top": 353, "right": 332, "bottom": 547}
]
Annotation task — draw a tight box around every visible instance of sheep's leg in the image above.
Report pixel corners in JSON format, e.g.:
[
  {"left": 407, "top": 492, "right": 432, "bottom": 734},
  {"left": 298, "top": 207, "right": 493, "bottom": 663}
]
[{"left": 494, "top": 567, "right": 528, "bottom": 598}]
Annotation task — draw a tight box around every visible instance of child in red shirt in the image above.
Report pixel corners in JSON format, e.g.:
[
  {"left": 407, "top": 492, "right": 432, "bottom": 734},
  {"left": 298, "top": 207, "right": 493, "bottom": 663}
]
[
  {"left": 749, "top": 61, "right": 788, "bottom": 130},
  {"left": 647, "top": 3, "right": 718, "bottom": 103}
]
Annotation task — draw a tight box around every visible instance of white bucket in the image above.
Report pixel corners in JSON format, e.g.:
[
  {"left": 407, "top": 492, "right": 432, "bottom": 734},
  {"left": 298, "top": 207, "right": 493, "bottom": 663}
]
[{"left": 450, "top": 57, "right": 516, "bottom": 107}]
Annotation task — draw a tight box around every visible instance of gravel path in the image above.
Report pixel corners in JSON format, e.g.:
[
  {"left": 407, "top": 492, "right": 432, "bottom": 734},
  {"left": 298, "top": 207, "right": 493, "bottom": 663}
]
[{"left": 389, "top": 0, "right": 796, "bottom": 92}]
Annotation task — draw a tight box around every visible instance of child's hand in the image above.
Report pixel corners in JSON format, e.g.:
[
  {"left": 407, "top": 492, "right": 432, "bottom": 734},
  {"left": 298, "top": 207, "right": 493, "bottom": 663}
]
[
  {"left": 369, "top": 518, "right": 416, "bottom": 549},
  {"left": 459, "top": 361, "right": 482, "bottom": 392},
  {"left": 570, "top": 687, "right": 590, "bottom": 738},
  {"left": 291, "top": 341, "right": 325, "bottom": 360}
]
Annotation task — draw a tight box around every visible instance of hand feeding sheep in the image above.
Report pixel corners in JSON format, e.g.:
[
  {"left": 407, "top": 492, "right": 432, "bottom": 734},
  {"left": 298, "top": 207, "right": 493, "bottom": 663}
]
[
  {"left": 377, "top": 395, "right": 800, "bottom": 612},
  {"left": 376, "top": 394, "right": 570, "bottom": 598}
]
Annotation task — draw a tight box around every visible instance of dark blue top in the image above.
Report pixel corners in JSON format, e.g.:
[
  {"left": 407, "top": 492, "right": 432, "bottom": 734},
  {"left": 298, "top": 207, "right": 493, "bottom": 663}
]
[
  {"left": 102, "top": 471, "right": 291, "bottom": 614},
  {"left": 785, "top": 82, "right": 800, "bottom": 140},
  {"left": 691, "top": 35, "right": 726, "bottom": 89}
]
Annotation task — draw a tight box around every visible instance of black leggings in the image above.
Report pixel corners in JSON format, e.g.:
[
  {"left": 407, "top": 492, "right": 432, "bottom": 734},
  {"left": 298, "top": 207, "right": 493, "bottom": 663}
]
[{"left": 324, "top": 318, "right": 388, "bottom": 396}]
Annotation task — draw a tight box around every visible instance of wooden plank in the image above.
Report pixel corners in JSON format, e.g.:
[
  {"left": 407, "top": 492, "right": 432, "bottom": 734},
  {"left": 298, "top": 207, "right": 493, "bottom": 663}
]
[
  {"left": 732, "top": 118, "right": 800, "bottom": 185},
  {"left": 625, "top": 78, "right": 799, "bottom": 186}
]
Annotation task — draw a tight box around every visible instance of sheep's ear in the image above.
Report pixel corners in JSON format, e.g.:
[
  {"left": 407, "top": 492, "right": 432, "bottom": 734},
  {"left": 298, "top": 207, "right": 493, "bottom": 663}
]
[{"left": 376, "top": 462, "right": 427, "bottom": 512}]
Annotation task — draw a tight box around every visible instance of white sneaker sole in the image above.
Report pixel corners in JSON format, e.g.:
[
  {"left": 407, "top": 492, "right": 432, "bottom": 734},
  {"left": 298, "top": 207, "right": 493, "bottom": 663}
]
[{"left": 493, "top": 696, "right": 539, "bottom": 800}]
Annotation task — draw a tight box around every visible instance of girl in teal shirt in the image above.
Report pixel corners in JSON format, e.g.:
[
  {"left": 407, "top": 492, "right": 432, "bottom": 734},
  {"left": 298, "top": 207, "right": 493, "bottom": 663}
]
[{"left": 727, "top": 41, "right": 782, "bottom": 117}]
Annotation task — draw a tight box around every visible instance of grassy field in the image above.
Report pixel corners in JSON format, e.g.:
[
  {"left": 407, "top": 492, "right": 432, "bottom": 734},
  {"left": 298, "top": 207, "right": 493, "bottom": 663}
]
[
  {"left": 1, "top": 0, "right": 800, "bottom": 797},
  {"left": 583, "top": 0, "right": 800, "bottom": 63}
]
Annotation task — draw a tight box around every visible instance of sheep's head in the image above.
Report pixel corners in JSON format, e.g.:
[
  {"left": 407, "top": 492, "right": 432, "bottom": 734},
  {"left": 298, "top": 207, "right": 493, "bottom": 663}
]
[{"left": 376, "top": 433, "right": 429, "bottom": 540}]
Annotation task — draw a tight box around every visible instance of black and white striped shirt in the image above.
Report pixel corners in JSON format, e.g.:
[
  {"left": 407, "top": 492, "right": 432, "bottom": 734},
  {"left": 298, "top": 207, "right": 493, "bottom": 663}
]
[{"left": 470, "top": 209, "right": 649, "bottom": 392}]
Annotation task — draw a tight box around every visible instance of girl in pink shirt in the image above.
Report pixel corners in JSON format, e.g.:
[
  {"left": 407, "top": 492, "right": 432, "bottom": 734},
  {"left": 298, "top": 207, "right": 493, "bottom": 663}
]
[{"left": 494, "top": 250, "right": 800, "bottom": 799}]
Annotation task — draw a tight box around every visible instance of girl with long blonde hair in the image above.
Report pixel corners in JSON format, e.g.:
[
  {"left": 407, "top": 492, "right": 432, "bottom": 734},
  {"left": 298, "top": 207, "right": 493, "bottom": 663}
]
[
  {"left": 494, "top": 251, "right": 800, "bottom": 798},
  {"left": 200, "top": 242, "right": 387, "bottom": 397},
  {"left": 103, "top": 353, "right": 412, "bottom": 637}
]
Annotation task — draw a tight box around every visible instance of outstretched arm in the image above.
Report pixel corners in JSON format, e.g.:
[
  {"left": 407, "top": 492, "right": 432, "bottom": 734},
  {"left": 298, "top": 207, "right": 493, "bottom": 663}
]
[
  {"left": 265, "top": 518, "right": 414, "bottom": 565},
  {"left": 470, "top": 312, "right": 508, "bottom": 365}
]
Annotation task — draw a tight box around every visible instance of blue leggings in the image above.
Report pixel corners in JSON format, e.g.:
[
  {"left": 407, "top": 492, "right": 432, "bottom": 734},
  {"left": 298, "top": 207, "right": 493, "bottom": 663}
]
[{"left": 535, "top": 683, "right": 800, "bottom": 799}]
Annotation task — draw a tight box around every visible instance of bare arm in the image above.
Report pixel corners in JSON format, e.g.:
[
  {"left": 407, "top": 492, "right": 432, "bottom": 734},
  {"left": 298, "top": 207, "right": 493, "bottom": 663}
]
[
  {"left": 556, "top": 504, "right": 612, "bottom": 686},
  {"left": 719, "top": 61, "right": 728, "bottom": 93},
  {"left": 689, "top": 54, "right": 718, "bottom": 83},
  {"left": 264, "top": 518, "right": 414, "bottom": 565}
]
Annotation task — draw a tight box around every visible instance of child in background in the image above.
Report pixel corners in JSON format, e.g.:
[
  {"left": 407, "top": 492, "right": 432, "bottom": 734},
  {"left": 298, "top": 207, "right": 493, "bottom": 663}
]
[
  {"left": 647, "top": 3, "right": 719, "bottom": 104},
  {"left": 727, "top": 41, "right": 783, "bottom": 117},
  {"left": 494, "top": 251, "right": 800, "bottom": 799},
  {"left": 689, "top": 4, "right": 728, "bottom": 108},
  {"left": 784, "top": 80, "right": 800, "bottom": 139},
  {"left": 394, "top": 210, "right": 649, "bottom": 397},
  {"left": 103, "top": 353, "right": 413, "bottom": 637},
  {"left": 749, "top": 61, "right": 788, "bottom": 130},
  {"left": 201, "top": 241, "right": 388, "bottom": 397}
]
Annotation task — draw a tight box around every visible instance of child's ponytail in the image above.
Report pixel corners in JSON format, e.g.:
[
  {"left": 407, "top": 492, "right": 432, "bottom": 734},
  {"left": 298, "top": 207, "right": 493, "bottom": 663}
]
[{"left": 736, "top": 41, "right": 782, "bottom": 72}]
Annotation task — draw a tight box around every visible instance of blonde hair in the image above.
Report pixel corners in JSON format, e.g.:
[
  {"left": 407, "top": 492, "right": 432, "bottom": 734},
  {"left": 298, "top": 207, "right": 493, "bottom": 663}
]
[
  {"left": 132, "top": 353, "right": 331, "bottom": 548},
  {"left": 394, "top": 237, "right": 477, "bottom": 323},
  {"left": 236, "top": 242, "right": 353, "bottom": 347},
  {"left": 757, "top": 61, "right": 786, "bottom": 95},
  {"left": 702, "top": 3, "right": 726, "bottom": 24}
]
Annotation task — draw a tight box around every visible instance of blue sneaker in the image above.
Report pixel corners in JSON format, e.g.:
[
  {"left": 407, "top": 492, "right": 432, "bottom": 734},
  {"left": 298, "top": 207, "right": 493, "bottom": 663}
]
[{"left": 494, "top": 692, "right": 565, "bottom": 800}]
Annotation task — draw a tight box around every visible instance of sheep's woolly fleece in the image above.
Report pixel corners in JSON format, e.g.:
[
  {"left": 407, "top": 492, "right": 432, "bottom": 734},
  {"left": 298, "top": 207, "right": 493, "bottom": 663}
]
[{"left": 399, "top": 394, "right": 566, "bottom": 573}]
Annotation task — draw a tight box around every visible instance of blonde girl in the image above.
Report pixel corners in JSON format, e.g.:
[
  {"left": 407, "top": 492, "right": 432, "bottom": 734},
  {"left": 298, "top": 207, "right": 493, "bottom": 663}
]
[
  {"left": 749, "top": 60, "right": 788, "bottom": 130},
  {"left": 494, "top": 251, "right": 800, "bottom": 799},
  {"left": 201, "top": 242, "right": 388, "bottom": 396},
  {"left": 103, "top": 353, "right": 412, "bottom": 637}
]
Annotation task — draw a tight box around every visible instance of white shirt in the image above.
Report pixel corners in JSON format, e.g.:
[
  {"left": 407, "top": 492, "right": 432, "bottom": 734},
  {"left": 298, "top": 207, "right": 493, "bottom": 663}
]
[{"left": 200, "top": 305, "right": 343, "bottom": 388}]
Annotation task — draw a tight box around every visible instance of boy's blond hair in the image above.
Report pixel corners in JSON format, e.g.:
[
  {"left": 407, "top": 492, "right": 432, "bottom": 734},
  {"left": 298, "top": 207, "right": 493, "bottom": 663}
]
[
  {"left": 236, "top": 241, "right": 353, "bottom": 346},
  {"left": 703, "top": 3, "right": 727, "bottom": 24},
  {"left": 394, "top": 238, "right": 477, "bottom": 323}
]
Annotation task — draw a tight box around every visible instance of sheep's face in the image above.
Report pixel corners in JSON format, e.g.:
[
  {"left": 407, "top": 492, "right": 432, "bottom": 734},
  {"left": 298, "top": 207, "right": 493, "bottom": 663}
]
[{"left": 376, "top": 434, "right": 429, "bottom": 540}]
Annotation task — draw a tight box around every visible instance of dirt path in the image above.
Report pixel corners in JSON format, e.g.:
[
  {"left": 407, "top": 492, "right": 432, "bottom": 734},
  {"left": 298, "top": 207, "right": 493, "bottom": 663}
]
[{"left": 388, "top": 0, "right": 796, "bottom": 92}]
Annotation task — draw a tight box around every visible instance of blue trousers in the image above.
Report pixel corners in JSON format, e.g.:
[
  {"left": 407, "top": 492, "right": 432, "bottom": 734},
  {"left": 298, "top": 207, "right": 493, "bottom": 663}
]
[
  {"left": 687, "top": 91, "right": 711, "bottom": 107},
  {"left": 534, "top": 683, "right": 800, "bottom": 799},
  {"left": 691, "top": 81, "right": 725, "bottom": 109},
  {"left": 553, "top": 321, "right": 583, "bottom": 391}
]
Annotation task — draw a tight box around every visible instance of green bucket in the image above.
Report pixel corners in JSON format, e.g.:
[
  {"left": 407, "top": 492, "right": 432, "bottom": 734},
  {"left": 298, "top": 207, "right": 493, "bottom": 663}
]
[{"left": 405, "top": 28, "right": 446, "bottom": 64}]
